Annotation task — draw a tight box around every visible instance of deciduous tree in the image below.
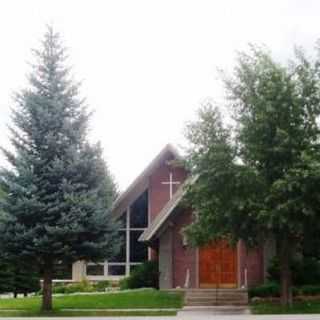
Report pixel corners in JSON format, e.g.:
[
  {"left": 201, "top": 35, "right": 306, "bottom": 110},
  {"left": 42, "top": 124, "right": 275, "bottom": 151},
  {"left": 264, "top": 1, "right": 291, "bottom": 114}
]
[{"left": 185, "top": 46, "right": 320, "bottom": 306}]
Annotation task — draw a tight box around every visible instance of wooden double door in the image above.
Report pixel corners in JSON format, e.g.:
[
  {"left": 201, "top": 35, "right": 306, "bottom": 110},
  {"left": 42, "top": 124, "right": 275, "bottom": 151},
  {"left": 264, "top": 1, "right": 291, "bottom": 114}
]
[{"left": 199, "top": 240, "right": 237, "bottom": 288}]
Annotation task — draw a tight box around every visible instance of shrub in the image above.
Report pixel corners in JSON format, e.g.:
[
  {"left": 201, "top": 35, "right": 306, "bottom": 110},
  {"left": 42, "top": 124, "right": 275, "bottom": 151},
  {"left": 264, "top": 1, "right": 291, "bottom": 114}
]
[
  {"left": 119, "top": 277, "right": 130, "bottom": 290},
  {"left": 40, "top": 279, "right": 111, "bottom": 295},
  {"left": 64, "top": 280, "right": 95, "bottom": 294},
  {"left": 93, "top": 280, "right": 110, "bottom": 292},
  {"left": 249, "top": 282, "right": 280, "bottom": 298},
  {"left": 299, "top": 285, "right": 320, "bottom": 296},
  {"left": 268, "top": 257, "right": 320, "bottom": 286},
  {"left": 296, "top": 258, "right": 320, "bottom": 285},
  {"left": 48, "top": 280, "right": 96, "bottom": 294},
  {"left": 120, "top": 261, "right": 159, "bottom": 290},
  {"left": 249, "top": 282, "right": 300, "bottom": 298},
  {"left": 52, "top": 285, "right": 66, "bottom": 294}
]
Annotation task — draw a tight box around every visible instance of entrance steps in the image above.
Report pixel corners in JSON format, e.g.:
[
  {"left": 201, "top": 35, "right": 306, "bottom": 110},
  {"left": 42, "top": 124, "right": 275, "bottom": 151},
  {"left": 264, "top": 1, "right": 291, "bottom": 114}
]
[{"left": 184, "top": 289, "right": 248, "bottom": 306}]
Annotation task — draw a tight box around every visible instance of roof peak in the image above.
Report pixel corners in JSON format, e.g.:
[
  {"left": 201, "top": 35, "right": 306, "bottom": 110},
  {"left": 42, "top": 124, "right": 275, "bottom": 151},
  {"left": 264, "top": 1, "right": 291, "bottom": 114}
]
[{"left": 112, "top": 144, "right": 183, "bottom": 214}]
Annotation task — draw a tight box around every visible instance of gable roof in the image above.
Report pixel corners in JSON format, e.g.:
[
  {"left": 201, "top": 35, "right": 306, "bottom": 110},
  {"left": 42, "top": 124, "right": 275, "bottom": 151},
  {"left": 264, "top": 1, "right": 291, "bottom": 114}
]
[
  {"left": 139, "top": 174, "right": 198, "bottom": 242},
  {"left": 112, "top": 144, "right": 182, "bottom": 217}
]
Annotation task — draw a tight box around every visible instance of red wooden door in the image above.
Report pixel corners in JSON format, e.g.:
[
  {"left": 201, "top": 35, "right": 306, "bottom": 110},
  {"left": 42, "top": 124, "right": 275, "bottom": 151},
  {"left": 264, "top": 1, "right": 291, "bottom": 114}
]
[{"left": 199, "top": 240, "right": 237, "bottom": 288}]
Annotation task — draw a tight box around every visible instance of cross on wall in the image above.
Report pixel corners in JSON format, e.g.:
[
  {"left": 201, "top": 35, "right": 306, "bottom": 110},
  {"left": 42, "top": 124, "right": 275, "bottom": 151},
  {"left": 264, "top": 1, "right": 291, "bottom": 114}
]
[{"left": 161, "top": 172, "right": 180, "bottom": 199}]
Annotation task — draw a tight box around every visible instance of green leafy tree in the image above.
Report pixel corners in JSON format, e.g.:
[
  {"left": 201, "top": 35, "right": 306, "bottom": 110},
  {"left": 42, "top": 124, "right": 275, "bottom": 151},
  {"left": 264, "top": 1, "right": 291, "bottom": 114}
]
[
  {"left": 184, "top": 46, "right": 320, "bottom": 306},
  {"left": 0, "top": 26, "right": 119, "bottom": 310}
]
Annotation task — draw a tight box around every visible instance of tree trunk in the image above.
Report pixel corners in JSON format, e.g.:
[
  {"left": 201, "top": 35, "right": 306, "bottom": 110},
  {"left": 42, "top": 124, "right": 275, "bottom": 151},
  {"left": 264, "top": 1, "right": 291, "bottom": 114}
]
[
  {"left": 279, "top": 237, "right": 293, "bottom": 307},
  {"left": 42, "top": 266, "right": 53, "bottom": 311}
]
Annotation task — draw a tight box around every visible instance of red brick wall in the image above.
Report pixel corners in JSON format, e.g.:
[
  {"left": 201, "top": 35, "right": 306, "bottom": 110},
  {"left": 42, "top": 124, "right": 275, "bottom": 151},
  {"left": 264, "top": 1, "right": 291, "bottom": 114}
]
[
  {"left": 238, "top": 240, "right": 264, "bottom": 287},
  {"left": 148, "top": 156, "right": 188, "bottom": 222},
  {"left": 146, "top": 150, "right": 264, "bottom": 289},
  {"left": 168, "top": 212, "right": 264, "bottom": 289},
  {"left": 171, "top": 208, "right": 197, "bottom": 288},
  {"left": 158, "top": 211, "right": 264, "bottom": 289}
]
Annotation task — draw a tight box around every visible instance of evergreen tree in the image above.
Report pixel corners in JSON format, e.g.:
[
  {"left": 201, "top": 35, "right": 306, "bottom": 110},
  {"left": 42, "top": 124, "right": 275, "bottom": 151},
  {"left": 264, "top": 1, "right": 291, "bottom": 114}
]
[
  {"left": 12, "top": 262, "right": 41, "bottom": 298},
  {"left": 0, "top": 256, "right": 40, "bottom": 297},
  {"left": 0, "top": 26, "right": 119, "bottom": 310},
  {"left": 0, "top": 255, "right": 14, "bottom": 294},
  {"left": 185, "top": 46, "right": 320, "bottom": 306}
]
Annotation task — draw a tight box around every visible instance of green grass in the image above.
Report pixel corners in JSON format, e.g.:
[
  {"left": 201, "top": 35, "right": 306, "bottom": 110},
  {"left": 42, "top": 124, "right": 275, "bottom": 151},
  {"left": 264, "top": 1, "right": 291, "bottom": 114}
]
[
  {"left": 0, "top": 289, "right": 182, "bottom": 315},
  {"left": 251, "top": 300, "right": 320, "bottom": 314},
  {"left": 0, "top": 310, "right": 177, "bottom": 317}
]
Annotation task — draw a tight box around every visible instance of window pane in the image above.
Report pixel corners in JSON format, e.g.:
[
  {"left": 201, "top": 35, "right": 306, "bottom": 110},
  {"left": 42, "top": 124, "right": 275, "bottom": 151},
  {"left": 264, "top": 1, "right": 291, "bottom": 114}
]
[
  {"left": 130, "top": 231, "right": 148, "bottom": 262},
  {"left": 87, "top": 264, "right": 104, "bottom": 276},
  {"left": 130, "top": 190, "right": 148, "bottom": 228},
  {"left": 108, "top": 265, "right": 126, "bottom": 276},
  {"left": 108, "top": 231, "right": 126, "bottom": 262}
]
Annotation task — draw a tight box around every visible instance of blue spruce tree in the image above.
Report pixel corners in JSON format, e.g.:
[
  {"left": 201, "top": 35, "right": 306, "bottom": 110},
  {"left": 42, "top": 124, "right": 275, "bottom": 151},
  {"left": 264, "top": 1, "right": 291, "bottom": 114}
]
[{"left": 0, "top": 26, "right": 119, "bottom": 311}]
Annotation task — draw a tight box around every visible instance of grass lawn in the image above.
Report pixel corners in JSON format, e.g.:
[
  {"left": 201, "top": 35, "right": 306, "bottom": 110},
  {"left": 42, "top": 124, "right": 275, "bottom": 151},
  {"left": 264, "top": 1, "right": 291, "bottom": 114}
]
[
  {"left": 0, "top": 289, "right": 182, "bottom": 317},
  {"left": 0, "top": 310, "right": 177, "bottom": 317},
  {"left": 251, "top": 300, "right": 320, "bottom": 314}
]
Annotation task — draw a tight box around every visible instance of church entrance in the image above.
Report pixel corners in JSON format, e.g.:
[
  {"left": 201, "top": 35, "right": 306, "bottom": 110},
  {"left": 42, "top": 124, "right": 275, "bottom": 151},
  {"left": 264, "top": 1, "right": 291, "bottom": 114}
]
[{"left": 199, "top": 240, "right": 237, "bottom": 288}]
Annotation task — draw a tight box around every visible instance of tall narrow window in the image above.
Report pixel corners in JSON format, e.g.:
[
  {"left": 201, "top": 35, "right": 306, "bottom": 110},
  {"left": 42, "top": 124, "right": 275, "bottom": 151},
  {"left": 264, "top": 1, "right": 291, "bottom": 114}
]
[
  {"left": 129, "top": 190, "right": 149, "bottom": 268},
  {"left": 130, "top": 191, "right": 148, "bottom": 228},
  {"left": 130, "top": 230, "right": 148, "bottom": 262}
]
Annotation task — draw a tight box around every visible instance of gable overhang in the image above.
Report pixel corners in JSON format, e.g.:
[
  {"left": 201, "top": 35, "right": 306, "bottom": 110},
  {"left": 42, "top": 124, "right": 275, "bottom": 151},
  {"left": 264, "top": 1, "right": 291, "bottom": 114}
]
[{"left": 112, "top": 144, "right": 182, "bottom": 218}]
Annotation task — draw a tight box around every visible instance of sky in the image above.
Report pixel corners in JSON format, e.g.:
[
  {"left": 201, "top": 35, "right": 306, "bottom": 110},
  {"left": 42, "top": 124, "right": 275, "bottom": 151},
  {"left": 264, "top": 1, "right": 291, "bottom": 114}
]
[{"left": 0, "top": 0, "right": 319, "bottom": 191}]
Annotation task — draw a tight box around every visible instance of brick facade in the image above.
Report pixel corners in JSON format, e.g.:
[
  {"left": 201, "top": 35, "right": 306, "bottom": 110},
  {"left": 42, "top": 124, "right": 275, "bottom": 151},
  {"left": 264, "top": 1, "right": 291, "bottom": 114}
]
[
  {"left": 238, "top": 240, "right": 264, "bottom": 287},
  {"left": 148, "top": 150, "right": 265, "bottom": 289},
  {"left": 171, "top": 208, "right": 196, "bottom": 288},
  {"left": 148, "top": 155, "right": 188, "bottom": 222}
]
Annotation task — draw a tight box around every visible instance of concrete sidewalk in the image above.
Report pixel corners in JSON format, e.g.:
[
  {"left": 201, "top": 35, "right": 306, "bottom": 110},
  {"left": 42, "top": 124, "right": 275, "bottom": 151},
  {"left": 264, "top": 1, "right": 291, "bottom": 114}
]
[
  {"left": 180, "top": 316, "right": 319, "bottom": 320},
  {"left": 177, "top": 305, "right": 251, "bottom": 317},
  {"left": 4, "top": 314, "right": 320, "bottom": 320},
  {"left": 176, "top": 313, "right": 320, "bottom": 320}
]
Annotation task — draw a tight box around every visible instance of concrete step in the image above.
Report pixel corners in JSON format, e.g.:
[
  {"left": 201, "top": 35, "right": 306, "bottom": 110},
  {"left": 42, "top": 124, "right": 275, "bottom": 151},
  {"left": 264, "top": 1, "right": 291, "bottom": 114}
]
[
  {"left": 185, "top": 292, "right": 247, "bottom": 296},
  {"left": 185, "top": 293, "right": 248, "bottom": 298},
  {"left": 184, "top": 289, "right": 248, "bottom": 307},
  {"left": 186, "top": 296, "right": 248, "bottom": 301},
  {"left": 185, "top": 290, "right": 247, "bottom": 293},
  {"left": 186, "top": 300, "right": 248, "bottom": 306},
  {"left": 185, "top": 294, "right": 248, "bottom": 299},
  {"left": 186, "top": 288, "right": 247, "bottom": 291},
  {"left": 185, "top": 299, "right": 248, "bottom": 306},
  {"left": 186, "top": 296, "right": 247, "bottom": 299},
  {"left": 186, "top": 301, "right": 248, "bottom": 306}
]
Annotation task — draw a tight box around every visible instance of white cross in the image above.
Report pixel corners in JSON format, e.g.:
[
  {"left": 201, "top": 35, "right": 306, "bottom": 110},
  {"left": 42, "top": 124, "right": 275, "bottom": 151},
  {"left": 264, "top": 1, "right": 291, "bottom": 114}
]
[{"left": 161, "top": 172, "right": 180, "bottom": 199}]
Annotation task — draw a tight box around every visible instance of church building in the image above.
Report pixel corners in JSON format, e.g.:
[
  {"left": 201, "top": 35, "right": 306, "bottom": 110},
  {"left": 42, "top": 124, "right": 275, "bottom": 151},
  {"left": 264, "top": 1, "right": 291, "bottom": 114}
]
[{"left": 72, "top": 144, "right": 274, "bottom": 289}]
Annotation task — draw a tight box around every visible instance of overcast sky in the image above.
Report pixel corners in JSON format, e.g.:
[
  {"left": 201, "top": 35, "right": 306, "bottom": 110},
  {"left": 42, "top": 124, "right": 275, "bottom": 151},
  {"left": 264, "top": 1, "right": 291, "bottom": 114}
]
[{"left": 0, "top": 0, "right": 319, "bottom": 191}]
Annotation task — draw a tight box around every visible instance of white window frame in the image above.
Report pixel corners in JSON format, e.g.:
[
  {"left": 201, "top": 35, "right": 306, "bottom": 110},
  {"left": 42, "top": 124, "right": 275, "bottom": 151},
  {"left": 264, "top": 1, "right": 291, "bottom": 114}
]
[{"left": 86, "top": 191, "right": 149, "bottom": 280}]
